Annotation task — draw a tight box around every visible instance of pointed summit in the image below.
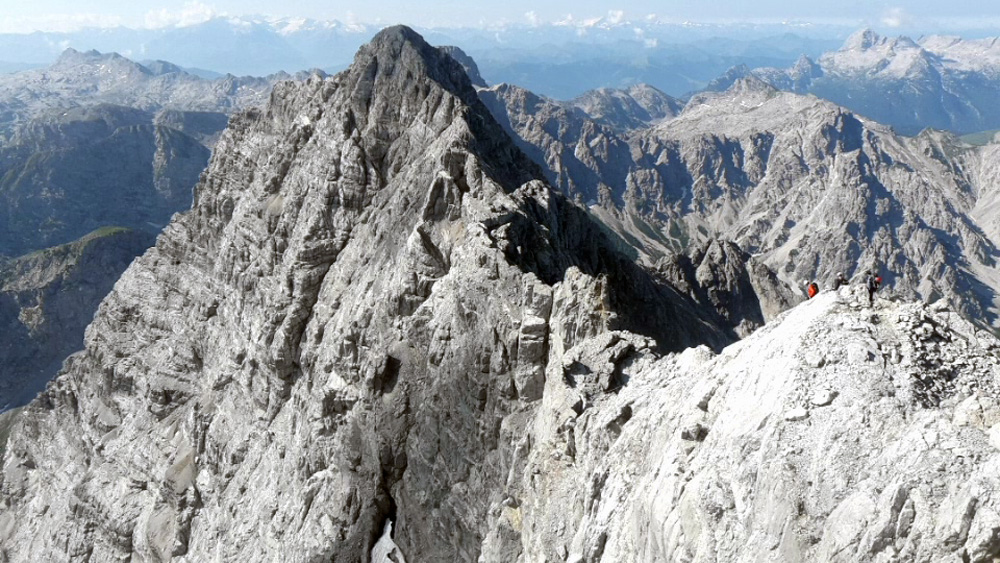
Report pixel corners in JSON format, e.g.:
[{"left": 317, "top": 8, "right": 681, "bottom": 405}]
[
  {"left": 703, "top": 63, "right": 753, "bottom": 92},
  {"left": 349, "top": 25, "right": 475, "bottom": 102},
  {"left": 791, "top": 54, "right": 820, "bottom": 76},
  {"left": 0, "top": 25, "right": 734, "bottom": 562},
  {"left": 842, "top": 28, "right": 884, "bottom": 51}
]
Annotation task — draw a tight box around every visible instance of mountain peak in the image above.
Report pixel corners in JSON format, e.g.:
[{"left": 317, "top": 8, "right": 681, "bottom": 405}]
[
  {"left": 347, "top": 25, "right": 477, "bottom": 109},
  {"left": 842, "top": 27, "right": 884, "bottom": 51},
  {"left": 50, "top": 47, "right": 150, "bottom": 76},
  {"left": 728, "top": 75, "right": 777, "bottom": 96},
  {"left": 52, "top": 47, "right": 103, "bottom": 66}
]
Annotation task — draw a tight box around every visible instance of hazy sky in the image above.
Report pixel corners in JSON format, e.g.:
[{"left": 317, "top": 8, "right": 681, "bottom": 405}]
[{"left": 3, "top": 0, "right": 1000, "bottom": 33}]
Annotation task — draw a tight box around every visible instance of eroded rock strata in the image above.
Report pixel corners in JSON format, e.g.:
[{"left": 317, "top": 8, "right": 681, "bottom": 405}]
[
  {"left": 4, "top": 26, "right": 1000, "bottom": 563},
  {"left": 0, "top": 26, "right": 730, "bottom": 561}
]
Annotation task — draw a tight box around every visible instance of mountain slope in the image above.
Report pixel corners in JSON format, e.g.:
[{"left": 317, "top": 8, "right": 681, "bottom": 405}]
[
  {"left": 483, "top": 75, "right": 1000, "bottom": 324},
  {"left": 0, "top": 227, "right": 155, "bottom": 411},
  {"left": 0, "top": 26, "right": 733, "bottom": 562},
  {"left": 505, "top": 289, "right": 1000, "bottom": 561},
  {"left": 0, "top": 104, "right": 212, "bottom": 256}
]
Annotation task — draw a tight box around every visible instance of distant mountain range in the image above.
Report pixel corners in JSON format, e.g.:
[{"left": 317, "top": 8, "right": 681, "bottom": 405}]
[
  {"left": 0, "top": 48, "right": 294, "bottom": 138},
  {"left": 0, "top": 17, "right": 847, "bottom": 97},
  {"left": 481, "top": 73, "right": 1000, "bottom": 325},
  {"left": 706, "top": 28, "right": 1000, "bottom": 135}
]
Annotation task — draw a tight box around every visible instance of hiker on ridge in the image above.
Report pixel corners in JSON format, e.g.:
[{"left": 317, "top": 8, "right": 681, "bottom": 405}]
[
  {"left": 832, "top": 272, "right": 849, "bottom": 290},
  {"left": 865, "top": 271, "right": 882, "bottom": 306}
]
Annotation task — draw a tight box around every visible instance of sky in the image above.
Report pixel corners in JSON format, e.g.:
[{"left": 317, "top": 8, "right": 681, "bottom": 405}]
[{"left": 3, "top": 0, "right": 1000, "bottom": 33}]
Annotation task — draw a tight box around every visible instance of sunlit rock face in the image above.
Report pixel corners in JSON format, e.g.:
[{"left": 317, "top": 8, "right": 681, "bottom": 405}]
[{"left": 0, "top": 26, "right": 732, "bottom": 562}]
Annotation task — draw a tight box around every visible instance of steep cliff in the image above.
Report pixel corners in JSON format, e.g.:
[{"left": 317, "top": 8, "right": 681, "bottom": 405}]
[{"left": 0, "top": 26, "right": 731, "bottom": 562}]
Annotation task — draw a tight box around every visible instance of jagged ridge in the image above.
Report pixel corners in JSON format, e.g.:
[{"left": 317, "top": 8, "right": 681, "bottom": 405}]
[{"left": 0, "top": 26, "right": 734, "bottom": 562}]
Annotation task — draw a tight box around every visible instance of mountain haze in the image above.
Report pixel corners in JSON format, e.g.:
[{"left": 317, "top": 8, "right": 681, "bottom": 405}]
[{"left": 707, "top": 28, "right": 1000, "bottom": 135}]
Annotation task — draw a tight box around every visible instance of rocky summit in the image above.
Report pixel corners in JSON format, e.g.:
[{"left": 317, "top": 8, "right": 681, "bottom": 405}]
[
  {"left": 0, "top": 26, "right": 731, "bottom": 562},
  {"left": 481, "top": 287, "right": 1000, "bottom": 562},
  {"left": 2, "top": 25, "right": 1000, "bottom": 563}
]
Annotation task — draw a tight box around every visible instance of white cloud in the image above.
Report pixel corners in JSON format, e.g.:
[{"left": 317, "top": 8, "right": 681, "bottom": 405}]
[
  {"left": 0, "top": 13, "right": 123, "bottom": 34},
  {"left": 881, "top": 7, "right": 910, "bottom": 28},
  {"left": 525, "top": 11, "right": 539, "bottom": 26},
  {"left": 555, "top": 13, "right": 575, "bottom": 26},
  {"left": 144, "top": 2, "right": 218, "bottom": 29},
  {"left": 607, "top": 10, "right": 625, "bottom": 25}
]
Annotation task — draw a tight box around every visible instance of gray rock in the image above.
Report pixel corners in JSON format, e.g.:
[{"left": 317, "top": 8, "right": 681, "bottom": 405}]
[
  {"left": 4, "top": 25, "right": 1000, "bottom": 563},
  {"left": 0, "top": 228, "right": 155, "bottom": 410},
  {"left": 0, "top": 26, "right": 731, "bottom": 562}
]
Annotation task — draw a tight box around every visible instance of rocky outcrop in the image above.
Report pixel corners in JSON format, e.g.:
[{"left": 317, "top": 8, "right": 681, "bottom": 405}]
[
  {"left": 438, "top": 46, "right": 486, "bottom": 88},
  {"left": 500, "top": 290, "right": 1000, "bottom": 562},
  {"left": 0, "top": 26, "right": 732, "bottom": 562},
  {"left": 0, "top": 227, "right": 155, "bottom": 411},
  {"left": 656, "top": 239, "right": 794, "bottom": 335}
]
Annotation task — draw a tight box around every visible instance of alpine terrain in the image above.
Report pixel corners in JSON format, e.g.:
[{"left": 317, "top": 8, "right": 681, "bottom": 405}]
[
  {"left": 482, "top": 74, "right": 1000, "bottom": 326},
  {"left": 0, "top": 26, "right": 735, "bottom": 561},
  {"left": 1, "top": 25, "right": 1000, "bottom": 563},
  {"left": 0, "top": 49, "right": 297, "bottom": 411},
  {"left": 706, "top": 28, "right": 1000, "bottom": 136}
]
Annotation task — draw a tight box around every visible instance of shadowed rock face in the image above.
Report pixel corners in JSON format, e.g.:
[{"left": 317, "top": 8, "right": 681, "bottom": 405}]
[
  {"left": 0, "top": 26, "right": 733, "bottom": 562},
  {"left": 0, "top": 104, "right": 213, "bottom": 257},
  {"left": 0, "top": 228, "right": 156, "bottom": 411},
  {"left": 438, "top": 45, "right": 486, "bottom": 88}
]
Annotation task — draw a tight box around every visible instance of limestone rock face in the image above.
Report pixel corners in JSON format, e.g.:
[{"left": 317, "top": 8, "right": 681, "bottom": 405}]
[
  {"left": 506, "top": 292, "right": 1000, "bottom": 562},
  {"left": 0, "top": 228, "right": 155, "bottom": 411},
  {"left": 656, "top": 239, "right": 793, "bottom": 335},
  {"left": 0, "top": 26, "right": 731, "bottom": 562}
]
